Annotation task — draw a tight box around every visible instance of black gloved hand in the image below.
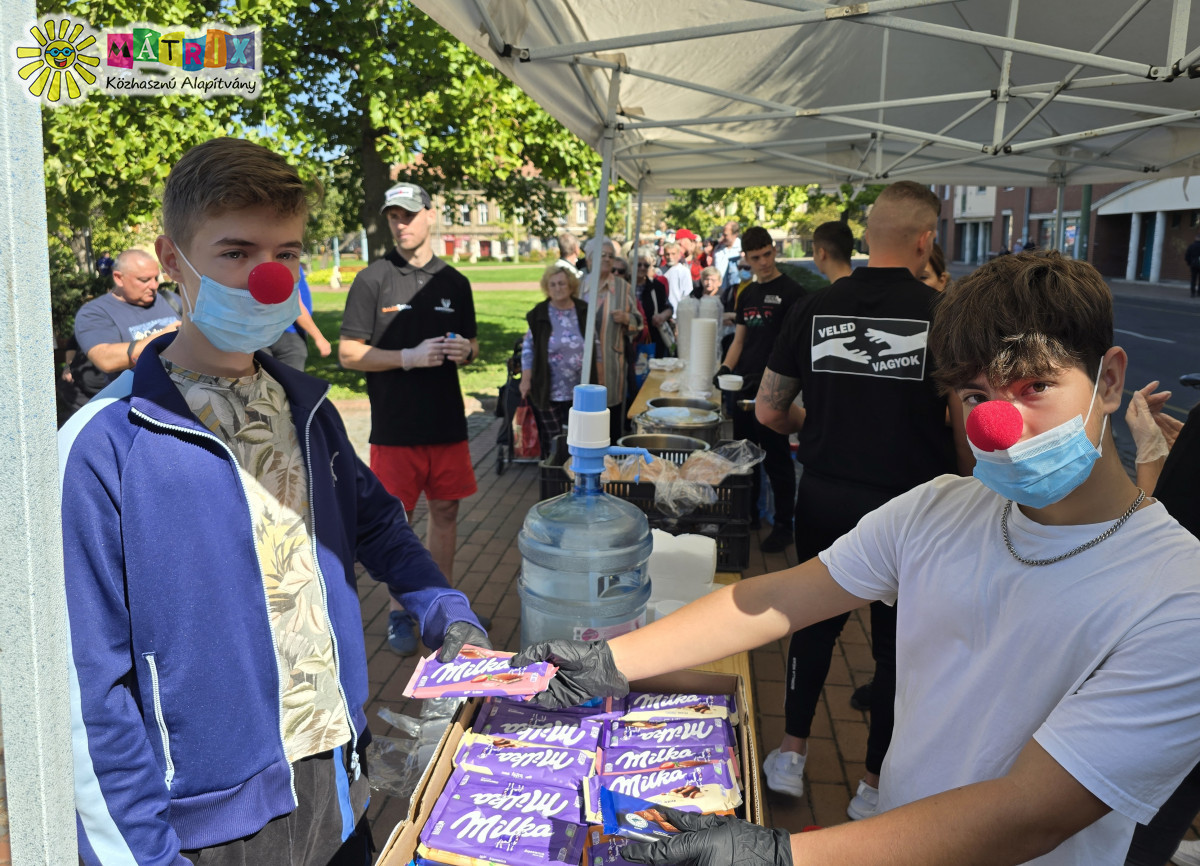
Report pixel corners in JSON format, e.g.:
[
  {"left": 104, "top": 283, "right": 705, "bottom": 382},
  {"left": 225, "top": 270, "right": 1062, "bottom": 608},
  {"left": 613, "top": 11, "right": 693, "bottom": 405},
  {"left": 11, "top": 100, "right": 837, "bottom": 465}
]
[
  {"left": 622, "top": 807, "right": 792, "bottom": 866},
  {"left": 509, "top": 639, "right": 630, "bottom": 709},
  {"left": 712, "top": 365, "right": 732, "bottom": 389},
  {"left": 437, "top": 620, "right": 492, "bottom": 663}
]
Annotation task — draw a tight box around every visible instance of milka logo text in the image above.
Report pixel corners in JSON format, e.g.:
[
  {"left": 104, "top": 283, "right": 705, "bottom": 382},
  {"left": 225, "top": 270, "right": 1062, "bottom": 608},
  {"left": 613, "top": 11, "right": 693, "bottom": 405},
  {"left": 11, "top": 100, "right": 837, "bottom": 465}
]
[
  {"left": 609, "top": 768, "right": 695, "bottom": 797},
  {"left": 495, "top": 721, "right": 588, "bottom": 748},
  {"left": 630, "top": 694, "right": 711, "bottom": 709},
  {"left": 620, "top": 721, "right": 716, "bottom": 744},
  {"left": 611, "top": 746, "right": 712, "bottom": 770},
  {"left": 488, "top": 747, "right": 580, "bottom": 772},
  {"left": 448, "top": 788, "right": 571, "bottom": 843},
  {"left": 429, "top": 656, "right": 511, "bottom": 684}
]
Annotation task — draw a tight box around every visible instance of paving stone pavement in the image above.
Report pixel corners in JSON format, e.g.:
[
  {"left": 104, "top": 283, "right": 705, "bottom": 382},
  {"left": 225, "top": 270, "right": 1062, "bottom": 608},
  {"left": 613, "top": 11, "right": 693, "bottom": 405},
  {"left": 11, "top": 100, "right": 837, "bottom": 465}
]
[{"left": 332, "top": 400, "right": 878, "bottom": 848}]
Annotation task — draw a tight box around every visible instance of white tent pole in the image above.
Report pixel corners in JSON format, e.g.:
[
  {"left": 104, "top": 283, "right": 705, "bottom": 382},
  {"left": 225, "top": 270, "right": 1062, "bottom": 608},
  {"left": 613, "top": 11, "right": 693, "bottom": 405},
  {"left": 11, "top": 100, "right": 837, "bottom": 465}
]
[
  {"left": 0, "top": 1, "right": 78, "bottom": 862},
  {"left": 1054, "top": 182, "right": 1067, "bottom": 253},
  {"left": 619, "top": 134, "right": 870, "bottom": 159},
  {"left": 469, "top": 0, "right": 506, "bottom": 54},
  {"left": 516, "top": 0, "right": 962, "bottom": 62},
  {"left": 881, "top": 99, "right": 993, "bottom": 175},
  {"left": 1008, "top": 73, "right": 1146, "bottom": 93},
  {"left": 630, "top": 176, "right": 646, "bottom": 274},
  {"left": 1006, "top": 109, "right": 1200, "bottom": 154},
  {"left": 1037, "top": 92, "right": 1189, "bottom": 116},
  {"left": 580, "top": 68, "right": 622, "bottom": 389},
  {"left": 990, "top": 0, "right": 1154, "bottom": 153},
  {"left": 1167, "top": 0, "right": 1192, "bottom": 69},
  {"left": 876, "top": 28, "right": 888, "bottom": 177},
  {"left": 991, "top": 0, "right": 1020, "bottom": 147}
]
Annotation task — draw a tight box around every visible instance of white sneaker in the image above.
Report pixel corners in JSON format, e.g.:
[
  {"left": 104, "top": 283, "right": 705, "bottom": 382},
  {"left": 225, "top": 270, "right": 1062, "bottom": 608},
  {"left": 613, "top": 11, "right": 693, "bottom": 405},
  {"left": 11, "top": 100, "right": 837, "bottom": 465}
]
[
  {"left": 763, "top": 748, "right": 806, "bottom": 797},
  {"left": 846, "top": 779, "right": 880, "bottom": 820},
  {"left": 1173, "top": 839, "right": 1200, "bottom": 866}
]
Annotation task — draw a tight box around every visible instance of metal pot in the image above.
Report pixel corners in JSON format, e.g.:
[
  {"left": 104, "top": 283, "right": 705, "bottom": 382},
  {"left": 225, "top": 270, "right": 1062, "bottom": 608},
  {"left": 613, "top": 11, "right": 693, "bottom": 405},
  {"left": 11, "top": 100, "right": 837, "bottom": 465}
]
[
  {"left": 617, "top": 433, "right": 711, "bottom": 454},
  {"left": 634, "top": 406, "right": 722, "bottom": 445},
  {"left": 647, "top": 396, "right": 720, "bottom": 414}
]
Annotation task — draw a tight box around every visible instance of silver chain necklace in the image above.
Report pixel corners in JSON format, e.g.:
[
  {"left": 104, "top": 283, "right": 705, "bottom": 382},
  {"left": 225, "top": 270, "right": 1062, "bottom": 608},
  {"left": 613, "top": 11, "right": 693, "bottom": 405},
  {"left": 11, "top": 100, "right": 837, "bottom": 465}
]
[{"left": 1001, "top": 489, "right": 1146, "bottom": 567}]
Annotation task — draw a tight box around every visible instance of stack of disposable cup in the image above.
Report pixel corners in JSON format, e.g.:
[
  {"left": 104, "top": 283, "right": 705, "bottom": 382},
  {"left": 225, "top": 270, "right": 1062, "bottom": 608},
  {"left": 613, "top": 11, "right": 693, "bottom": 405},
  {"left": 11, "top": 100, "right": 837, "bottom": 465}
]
[
  {"left": 687, "top": 318, "right": 718, "bottom": 393},
  {"left": 698, "top": 296, "right": 724, "bottom": 364},
  {"left": 675, "top": 298, "right": 699, "bottom": 365},
  {"left": 648, "top": 529, "right": 716, "bottom": 611}
]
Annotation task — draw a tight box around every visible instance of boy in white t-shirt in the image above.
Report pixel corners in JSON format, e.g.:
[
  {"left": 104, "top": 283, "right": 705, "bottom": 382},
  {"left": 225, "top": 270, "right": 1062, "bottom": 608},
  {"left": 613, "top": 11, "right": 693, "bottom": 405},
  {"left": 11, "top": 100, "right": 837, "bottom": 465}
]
[{"left": 513, "top": 251, "right": 1200, "bottom": 866}]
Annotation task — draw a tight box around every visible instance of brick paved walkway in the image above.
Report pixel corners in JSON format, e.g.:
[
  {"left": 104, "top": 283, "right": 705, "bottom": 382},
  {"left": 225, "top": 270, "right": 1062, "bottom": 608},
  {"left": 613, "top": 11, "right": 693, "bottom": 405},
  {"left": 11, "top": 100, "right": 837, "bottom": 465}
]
[{"left": 336, "top": 405, "right": 877, "bottom": 845}]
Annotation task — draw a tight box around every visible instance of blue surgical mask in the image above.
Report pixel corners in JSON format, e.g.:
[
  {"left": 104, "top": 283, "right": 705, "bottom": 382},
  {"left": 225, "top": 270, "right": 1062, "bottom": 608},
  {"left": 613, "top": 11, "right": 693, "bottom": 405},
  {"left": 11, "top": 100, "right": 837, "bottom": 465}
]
[
  {"left": 970, "top": 369, "right": 1107, "bottom": 509},
  {"left": 739, "top": 267, "right": 752, "bottom": 282},
  {"left": 175, "top": 246, "right": 300, "bottom": 355}
]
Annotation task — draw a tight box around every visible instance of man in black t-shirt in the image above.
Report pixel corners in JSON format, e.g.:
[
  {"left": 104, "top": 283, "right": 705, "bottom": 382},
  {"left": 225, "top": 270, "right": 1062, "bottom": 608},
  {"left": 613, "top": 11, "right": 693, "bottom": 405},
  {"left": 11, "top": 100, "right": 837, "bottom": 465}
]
[
  {"left": 717, "top": 226, "right": 803, "bottom": 553},
  {"left": 755, "top": 181, "right": 967, "bottom": 821},
  {"left": 340, "top": 182, "right": 479, "bottom": 656}
]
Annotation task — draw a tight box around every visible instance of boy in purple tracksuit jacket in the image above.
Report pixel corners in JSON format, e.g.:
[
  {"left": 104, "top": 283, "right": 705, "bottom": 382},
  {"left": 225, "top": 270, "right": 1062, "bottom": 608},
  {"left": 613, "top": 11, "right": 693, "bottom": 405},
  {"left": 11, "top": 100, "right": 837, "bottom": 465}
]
[{"left": 58, "top": 137, "right": 488, "bottom": 866}]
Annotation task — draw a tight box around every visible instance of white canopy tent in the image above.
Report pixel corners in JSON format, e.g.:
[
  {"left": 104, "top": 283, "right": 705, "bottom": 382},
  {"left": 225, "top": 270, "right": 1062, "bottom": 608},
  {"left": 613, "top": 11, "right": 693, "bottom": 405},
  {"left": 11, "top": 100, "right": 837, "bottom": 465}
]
[{"left": 416, "top": 0, "right": 1200, "bottom": 377}]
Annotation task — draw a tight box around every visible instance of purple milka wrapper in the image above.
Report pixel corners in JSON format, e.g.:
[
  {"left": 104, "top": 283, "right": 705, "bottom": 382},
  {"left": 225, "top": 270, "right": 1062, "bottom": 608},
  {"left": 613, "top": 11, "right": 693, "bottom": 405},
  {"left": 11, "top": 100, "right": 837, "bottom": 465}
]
[
  {"left": 600, "top": 718, "right": 734, "bottom": 751},
  {"left": 474, "top": 701, "right": 605, "bottom": 752},
  {"left": 454, "top": 733, "right": 595, "bottom": 788},
  {"left": 623, "top": 692, "right": 737, "bottom": 725},
  {"left": 584, "top": 828, "right": 643, "bottom": 866},
  {"left": 583, "top": 761, "right": 740, "bottom": 824},
  {"left": 419, "top": 770, "right": 586, "bottom": 866},
  {"left": 405, "top": 650, "right": 557, "bottom": 700},
  {"left": 597, "top": 743, "right": 737, "bottom": 777}
]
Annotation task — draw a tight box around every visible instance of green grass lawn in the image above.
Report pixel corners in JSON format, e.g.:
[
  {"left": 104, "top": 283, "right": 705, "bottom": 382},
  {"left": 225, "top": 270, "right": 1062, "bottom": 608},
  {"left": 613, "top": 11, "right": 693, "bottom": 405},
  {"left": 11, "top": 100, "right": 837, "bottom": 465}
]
[
  {"left": 307, "top": 259, "right": 550, "bottom": 288},
  {"left": 307, "top": 289, "right": 541, "bottom": 402}
]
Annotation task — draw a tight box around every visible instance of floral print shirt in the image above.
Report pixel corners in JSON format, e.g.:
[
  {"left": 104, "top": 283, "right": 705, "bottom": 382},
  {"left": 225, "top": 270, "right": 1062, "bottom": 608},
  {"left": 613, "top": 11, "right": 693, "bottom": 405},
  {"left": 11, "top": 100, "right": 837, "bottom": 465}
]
[{"left": 163, "top": 359, "right": 351, "bottom": 762}]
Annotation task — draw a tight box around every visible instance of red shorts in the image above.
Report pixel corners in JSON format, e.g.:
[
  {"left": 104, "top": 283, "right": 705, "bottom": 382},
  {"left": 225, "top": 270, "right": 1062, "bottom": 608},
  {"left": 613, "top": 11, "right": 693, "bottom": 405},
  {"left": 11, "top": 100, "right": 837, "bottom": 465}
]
[{"left": 370, "top": 441, "right": 477, "bottom": 512}]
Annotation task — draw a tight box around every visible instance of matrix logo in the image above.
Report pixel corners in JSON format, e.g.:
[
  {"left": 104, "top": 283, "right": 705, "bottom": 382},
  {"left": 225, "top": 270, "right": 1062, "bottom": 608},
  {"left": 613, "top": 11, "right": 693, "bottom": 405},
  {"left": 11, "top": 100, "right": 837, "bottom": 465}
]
[
  {"left": 15, "top": 17, "right": 100, "bottom": 103},
  {"left": 13, "top": 15, "right": 261, "bottom": 105}
]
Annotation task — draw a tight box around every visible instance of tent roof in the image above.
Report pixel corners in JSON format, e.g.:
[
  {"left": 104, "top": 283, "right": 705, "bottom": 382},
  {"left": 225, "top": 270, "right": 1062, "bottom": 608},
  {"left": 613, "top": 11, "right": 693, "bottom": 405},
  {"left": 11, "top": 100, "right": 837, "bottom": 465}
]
[{"left": 418, "top": 0, "right": 1200, "bottom": 193}]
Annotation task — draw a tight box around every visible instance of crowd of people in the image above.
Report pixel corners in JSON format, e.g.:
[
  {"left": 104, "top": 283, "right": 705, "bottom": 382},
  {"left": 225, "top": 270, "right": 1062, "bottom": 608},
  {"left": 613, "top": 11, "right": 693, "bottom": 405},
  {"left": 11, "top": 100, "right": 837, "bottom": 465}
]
[{"left": 50, "top": 134, "right": 1200, "bottom": 866}]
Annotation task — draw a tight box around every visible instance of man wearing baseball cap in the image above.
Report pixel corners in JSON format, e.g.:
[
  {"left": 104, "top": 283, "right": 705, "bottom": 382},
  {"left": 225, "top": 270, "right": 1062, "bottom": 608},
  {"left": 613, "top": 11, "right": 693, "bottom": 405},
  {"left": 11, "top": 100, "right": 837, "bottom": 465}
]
[
  {"left": 674, "top": 228, "right": 702, "bottom": 281},
  {"left": 339, "top": 181, "right": 483, "bottom": 655}
]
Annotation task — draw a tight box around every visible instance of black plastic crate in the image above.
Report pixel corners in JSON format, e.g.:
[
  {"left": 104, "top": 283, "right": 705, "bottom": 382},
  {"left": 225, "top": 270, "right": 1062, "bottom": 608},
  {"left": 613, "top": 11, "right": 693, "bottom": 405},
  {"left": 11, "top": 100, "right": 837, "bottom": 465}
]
[{"left": 538, "top": 452, "right": 752, "bottom": 523}]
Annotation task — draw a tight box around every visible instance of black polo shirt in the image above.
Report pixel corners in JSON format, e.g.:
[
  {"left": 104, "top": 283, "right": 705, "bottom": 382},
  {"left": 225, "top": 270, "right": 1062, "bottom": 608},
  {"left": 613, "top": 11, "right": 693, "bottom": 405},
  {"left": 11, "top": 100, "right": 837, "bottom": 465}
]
[{"left": 341, "top": 250, "right": 477, "bottom": 446}]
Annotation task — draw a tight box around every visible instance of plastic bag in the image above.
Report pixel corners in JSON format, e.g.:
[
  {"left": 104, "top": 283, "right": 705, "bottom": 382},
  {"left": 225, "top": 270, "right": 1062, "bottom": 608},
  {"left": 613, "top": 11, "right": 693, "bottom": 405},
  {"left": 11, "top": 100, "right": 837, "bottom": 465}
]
[
  {"left": 367, "top": 698, "right": 463, "bottom": 800},
  {"left": 512, "top": 400, "right": 541, "bottom": 459}
]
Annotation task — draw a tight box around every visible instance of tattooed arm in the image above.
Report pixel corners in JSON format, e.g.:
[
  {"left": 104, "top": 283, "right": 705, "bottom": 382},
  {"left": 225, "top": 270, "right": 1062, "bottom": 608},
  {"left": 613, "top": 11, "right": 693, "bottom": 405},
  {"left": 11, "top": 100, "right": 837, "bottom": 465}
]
[{"left": 755, "top": 367, "right": 806, "bottom": 435}]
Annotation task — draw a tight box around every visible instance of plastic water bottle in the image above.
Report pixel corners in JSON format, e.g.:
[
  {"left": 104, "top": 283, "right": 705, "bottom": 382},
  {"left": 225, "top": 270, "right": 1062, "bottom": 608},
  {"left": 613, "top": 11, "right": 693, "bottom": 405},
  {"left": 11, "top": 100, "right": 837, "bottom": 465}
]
[{"left": 518, "top": 385, "right": 653, "bottom": 646}]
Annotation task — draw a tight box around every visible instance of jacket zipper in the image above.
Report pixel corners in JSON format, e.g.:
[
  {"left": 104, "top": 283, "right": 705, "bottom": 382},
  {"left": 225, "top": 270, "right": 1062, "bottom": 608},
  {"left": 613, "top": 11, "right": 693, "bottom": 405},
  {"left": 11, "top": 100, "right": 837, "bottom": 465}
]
[
  {"left": 301, "top": 389, "right": 360, "bottom": 779},
  {"left": 129, "top": 408, "right": 299, "bottom": 806},
  {"left": 142, "top": 652, "right": 175, "bottom": 789}
]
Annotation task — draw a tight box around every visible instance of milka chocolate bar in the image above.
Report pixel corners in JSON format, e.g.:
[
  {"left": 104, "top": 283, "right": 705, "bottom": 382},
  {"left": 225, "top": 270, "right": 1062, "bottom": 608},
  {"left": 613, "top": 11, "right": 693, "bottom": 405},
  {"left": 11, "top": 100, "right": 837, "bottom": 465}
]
[
  {"left": 601, "top": 718, "right": 734, "bottom": 751},
  {"left": 418, "top": 771, "right": 586, "bottom": 866},
  {"left": 623, "top": 692, "right": 738, "bottom": 725},
  {"left": 598, "top": 788, "right": 682, "bottom": 842},
  {"left": 583, "top": 761, "right": 740, "bottom": 824},
  {"left": 586, "top": 826, "right": 655, "bottom": 866},
  {"left": 475, "top": 701, "right": 604, "bottom": 752},
  {"left": 596, "top": 743, "right": 737, "bottom": 777},
  {"left": 404, "top": 647, "right": 557, "bottom": 700},
  {"left": 454, "top": 733, "right": 595, "bottom": 788}
]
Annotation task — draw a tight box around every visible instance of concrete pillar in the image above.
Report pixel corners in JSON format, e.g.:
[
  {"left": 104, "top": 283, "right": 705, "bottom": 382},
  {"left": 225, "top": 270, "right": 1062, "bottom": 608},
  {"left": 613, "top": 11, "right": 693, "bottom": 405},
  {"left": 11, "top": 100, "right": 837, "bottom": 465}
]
[
  {"left": 1126, "top": 214, "right": 1141, "bottom": 281},
  {"left": 977, "top": 223, "right": 987, "bottom": 262},
  {"left": 1149, "top": 210, "right": 1167, "bottom": 283},
  {"left": 0, "top": 0, "right": 79, "bottom": 860}
]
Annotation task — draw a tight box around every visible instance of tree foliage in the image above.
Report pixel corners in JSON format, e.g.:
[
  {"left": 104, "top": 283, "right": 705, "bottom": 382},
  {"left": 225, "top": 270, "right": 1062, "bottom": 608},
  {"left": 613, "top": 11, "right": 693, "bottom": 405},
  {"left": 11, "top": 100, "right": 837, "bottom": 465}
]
[{"left": 663, "top": 183, "right": 886, "bottom": 238}]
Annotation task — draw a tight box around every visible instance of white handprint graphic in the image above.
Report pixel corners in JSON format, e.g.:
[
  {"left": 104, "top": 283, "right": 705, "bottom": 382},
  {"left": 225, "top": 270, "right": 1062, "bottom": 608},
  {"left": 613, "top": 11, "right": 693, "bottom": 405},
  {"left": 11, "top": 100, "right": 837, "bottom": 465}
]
[
  {"left": 812, "top": 336, "right": 870, "bottom": 364},
  {"left": 864, "top": 328, "right": 927, "bottom": 357}
]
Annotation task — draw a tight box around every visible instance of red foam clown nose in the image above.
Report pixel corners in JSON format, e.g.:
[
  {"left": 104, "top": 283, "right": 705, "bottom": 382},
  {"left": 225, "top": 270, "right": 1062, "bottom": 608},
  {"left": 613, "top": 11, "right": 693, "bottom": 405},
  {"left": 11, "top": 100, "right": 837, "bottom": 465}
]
[
  {"left": 247, "top": 262, "right": 295, "bottom": 305},
  {"left": 966, "top": 400, "right": 1023, "bottom": 452}
]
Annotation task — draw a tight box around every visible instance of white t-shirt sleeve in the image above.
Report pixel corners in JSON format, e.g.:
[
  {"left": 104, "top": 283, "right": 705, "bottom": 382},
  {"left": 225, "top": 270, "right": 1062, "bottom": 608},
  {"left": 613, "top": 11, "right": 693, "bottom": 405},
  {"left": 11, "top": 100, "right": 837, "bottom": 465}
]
[
  {"left": 818, "top": 480, "right": 941, "bottom": 605},
  {"left": 1033, "top": 574, "right": 1200, "bottom": 823},
  {"left": 666, "top": 267, "right": 691, "bottom": 311}
]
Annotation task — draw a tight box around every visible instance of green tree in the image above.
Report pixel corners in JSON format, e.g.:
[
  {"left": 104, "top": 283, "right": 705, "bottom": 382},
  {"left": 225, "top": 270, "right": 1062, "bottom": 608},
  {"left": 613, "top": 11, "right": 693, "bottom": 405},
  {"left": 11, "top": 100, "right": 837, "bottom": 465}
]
[
  {"left": 269, "top": 0, "right": 599, "bottom": 259},
  {"left": 664, "top": 186, "right": 814, "bottom": 236}
]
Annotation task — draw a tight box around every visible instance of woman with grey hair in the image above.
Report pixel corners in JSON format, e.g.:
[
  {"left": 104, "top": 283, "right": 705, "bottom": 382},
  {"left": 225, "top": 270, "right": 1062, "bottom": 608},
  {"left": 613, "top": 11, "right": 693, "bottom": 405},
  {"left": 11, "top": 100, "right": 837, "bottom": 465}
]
[{"left": 637, "top": 253, "right": 674, "bottom": 358}]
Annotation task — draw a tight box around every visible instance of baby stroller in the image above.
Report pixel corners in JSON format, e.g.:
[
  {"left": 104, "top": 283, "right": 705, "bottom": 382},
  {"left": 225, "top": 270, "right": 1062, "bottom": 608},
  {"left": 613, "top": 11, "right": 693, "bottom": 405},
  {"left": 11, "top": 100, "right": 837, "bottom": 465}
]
[{"left": 494, "top": 337, "right": 542, "bottom": 475}]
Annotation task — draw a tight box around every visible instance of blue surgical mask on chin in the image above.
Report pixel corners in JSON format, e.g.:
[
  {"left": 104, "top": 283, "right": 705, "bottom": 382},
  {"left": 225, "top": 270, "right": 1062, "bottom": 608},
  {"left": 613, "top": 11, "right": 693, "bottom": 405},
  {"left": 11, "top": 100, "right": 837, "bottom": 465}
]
[
  {"left": 970, "top": 367, "right": 1108, "bottom": 509},
  {"left": 174, "top": 246, "right": 300, "bottom": 355}
]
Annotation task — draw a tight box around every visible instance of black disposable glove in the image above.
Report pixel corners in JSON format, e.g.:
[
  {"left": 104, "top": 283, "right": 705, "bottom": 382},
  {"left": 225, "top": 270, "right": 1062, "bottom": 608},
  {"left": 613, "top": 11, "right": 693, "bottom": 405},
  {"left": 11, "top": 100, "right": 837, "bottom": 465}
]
[
  {"left": 437, "top": 620, "right": 492, "bottom": 663},
  {"left": 622, "top": 807, "right": 792, "bottom": 866},
  {"left": 509, "top": 639, "right": 630, "bottom": 709},
  {"left": 712, "top": 365, "right": 732, "bottom": 389}
]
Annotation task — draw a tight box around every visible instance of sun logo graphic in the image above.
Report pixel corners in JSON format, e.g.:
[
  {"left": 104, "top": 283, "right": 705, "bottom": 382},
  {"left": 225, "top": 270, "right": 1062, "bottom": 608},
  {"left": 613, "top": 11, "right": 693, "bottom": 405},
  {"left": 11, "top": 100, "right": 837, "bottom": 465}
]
[{"left": 15, "top": 17, "right": 101, "bottom": 103}]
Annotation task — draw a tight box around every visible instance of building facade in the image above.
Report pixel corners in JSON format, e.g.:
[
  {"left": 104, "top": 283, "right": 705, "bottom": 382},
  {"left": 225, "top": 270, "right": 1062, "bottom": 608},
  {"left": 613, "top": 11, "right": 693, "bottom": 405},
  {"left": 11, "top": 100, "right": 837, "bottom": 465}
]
[{"left": 935, "top": 179, "right": 1200, "bottom": 282}]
